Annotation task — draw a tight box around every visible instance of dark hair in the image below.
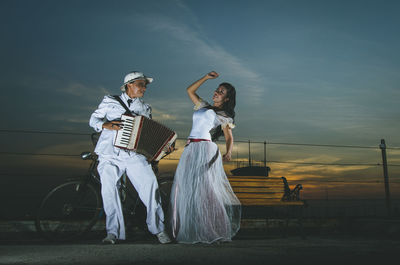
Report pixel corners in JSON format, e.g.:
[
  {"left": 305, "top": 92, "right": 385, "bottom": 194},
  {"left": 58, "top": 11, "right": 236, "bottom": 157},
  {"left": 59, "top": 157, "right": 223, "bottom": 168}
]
[
  {"left": 208, "top": 82, "right": 236, "bottom": 141},
  {"left": 219, "top": 82, "right": 236, "bottom": 119}
]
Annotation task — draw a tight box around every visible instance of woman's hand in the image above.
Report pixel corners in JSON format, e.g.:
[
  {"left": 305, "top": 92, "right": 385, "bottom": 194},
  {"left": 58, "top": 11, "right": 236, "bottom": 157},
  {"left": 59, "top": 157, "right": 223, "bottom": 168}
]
[
  {"left": 205, "top": 71, "right": 219, "bottom": 80},
  {"left": 223, "top": 152, "right": 232, "bottom": 162},
  {"left": 102, "top": 121, "right": 122, "bottom": 130},
  {"left": 187, "top": 71, "right": 219, "bottom": 106},
  {"left": 222, "top": 126, "right": 233, "bottom": 162}
]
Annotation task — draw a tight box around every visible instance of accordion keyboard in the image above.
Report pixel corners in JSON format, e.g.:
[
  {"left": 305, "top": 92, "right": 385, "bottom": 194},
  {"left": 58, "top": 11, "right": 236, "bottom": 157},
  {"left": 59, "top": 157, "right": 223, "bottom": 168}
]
[{"left": 114, "top": 115, "right": 138, "bottom": 150}]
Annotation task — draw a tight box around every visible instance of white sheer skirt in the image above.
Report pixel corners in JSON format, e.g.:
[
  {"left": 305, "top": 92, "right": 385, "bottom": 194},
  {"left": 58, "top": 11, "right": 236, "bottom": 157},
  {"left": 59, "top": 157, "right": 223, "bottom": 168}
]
[{"left": 169, "top": 141, "right": 241, "bottom": 244}]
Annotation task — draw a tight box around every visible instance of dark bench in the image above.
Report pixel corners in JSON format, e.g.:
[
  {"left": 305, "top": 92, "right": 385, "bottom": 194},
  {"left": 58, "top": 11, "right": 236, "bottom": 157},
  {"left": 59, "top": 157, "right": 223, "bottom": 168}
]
[{"left": 228, "top": 176, "right": 306, "bottom": 237}]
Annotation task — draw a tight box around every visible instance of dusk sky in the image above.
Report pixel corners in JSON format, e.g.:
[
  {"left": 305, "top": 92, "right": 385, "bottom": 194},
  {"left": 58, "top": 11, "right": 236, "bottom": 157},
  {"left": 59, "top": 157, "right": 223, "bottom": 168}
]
[{"left": 1, "top": 0, "right": 399, "bottom": 216}]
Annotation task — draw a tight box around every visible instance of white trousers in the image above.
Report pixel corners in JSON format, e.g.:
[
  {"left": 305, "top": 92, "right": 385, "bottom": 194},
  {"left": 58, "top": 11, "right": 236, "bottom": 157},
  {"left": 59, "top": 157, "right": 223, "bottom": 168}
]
[{"left": 97, "top": 154, "right": 165, "bottom": 240}]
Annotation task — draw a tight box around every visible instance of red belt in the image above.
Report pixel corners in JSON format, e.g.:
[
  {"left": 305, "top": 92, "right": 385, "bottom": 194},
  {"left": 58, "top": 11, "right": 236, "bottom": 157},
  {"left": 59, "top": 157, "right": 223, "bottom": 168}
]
[{"left": 186, "top": 138, "right": 210, "bottom": 146}]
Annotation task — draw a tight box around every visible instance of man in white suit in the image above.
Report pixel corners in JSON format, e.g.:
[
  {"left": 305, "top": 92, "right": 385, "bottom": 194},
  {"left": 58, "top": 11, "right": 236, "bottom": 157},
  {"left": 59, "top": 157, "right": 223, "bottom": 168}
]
[{"left": 89, "top": 71, "right": 171, "bottom": 244}]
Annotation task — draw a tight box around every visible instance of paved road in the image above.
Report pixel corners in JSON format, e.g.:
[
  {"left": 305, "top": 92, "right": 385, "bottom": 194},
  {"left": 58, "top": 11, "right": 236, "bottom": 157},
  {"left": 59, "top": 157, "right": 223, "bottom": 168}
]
[
  {"left": 1, "top": 218, "right": 399, "bottom": 265},
  {"left": 1, "top": 234, "right": 399, "bottom": 265}
]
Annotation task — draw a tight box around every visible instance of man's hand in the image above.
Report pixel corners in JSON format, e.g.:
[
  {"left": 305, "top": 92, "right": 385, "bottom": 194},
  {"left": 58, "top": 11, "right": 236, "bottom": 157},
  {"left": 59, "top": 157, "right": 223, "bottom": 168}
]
[
  {"left": 167, "top": 146, "right": 175, "bottom": 153},
  {"left": 164, "top": 142, "right": 177, "bottom": 155},
  {"left": 102, "top": 121, "right": 123, "bottom": 130},
  {"left": 165, "top": 145, "right": 177, "bottom": 155}
]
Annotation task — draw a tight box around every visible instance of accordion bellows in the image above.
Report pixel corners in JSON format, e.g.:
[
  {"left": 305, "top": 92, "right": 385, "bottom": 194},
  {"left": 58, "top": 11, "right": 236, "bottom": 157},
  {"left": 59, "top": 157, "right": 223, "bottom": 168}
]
[{"left": 114, "top": 115, "right": 177, "bottom": 162}]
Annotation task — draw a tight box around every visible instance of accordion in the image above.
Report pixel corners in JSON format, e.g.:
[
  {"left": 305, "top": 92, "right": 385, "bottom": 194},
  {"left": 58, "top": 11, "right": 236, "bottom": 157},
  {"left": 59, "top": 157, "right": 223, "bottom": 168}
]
[{"left": 114, "top": 115, "right": 177, "bottom": 162}]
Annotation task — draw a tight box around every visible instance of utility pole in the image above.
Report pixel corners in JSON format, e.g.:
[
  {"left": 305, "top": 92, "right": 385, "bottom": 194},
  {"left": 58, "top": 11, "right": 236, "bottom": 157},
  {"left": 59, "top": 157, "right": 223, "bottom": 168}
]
[
  {"left": 263, "top": 141, "right": 267, "bottom": 168},
  {"left": 236, "top": 149, "right": 239, "bottom": 168},
  {"left": 379, "top": 139, "right": 391, "bottom": 216},
  {"left": 248, "top": 140, "right": 251, "bottom": 167}
]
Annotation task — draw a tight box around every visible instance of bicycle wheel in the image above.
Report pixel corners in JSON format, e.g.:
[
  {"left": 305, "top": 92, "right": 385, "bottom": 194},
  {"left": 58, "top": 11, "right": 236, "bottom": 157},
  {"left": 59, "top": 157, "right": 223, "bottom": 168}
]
[{"left": 35, "top": 181, "right": 102, "bottom": 241}]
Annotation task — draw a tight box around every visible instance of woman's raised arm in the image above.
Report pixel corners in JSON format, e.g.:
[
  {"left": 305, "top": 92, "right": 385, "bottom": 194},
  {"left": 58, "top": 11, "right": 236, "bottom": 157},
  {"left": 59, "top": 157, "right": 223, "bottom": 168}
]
[{"left": 186, "top": 71, "right": 219, "bottom": 105}]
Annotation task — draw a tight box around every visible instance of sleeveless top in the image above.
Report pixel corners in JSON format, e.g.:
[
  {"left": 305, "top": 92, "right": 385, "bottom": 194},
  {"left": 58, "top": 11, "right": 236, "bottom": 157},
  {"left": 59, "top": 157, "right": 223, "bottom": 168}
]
[{"left": 188, "top": 98, "right": 235, "bottom": 141}]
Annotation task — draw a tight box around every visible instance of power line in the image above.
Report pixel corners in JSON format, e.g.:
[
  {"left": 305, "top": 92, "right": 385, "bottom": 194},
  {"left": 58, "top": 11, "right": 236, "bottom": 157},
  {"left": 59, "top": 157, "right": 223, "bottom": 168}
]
[
  {"left": 1, "top": 129, "right": 399, "bottom": 149},
  {"left": 0, "top": 152, "right": 79, "bottom": 157},
  {"left": 263, "top": 142, "right": 380, "bottom": 149},
  {"left": 286, "top": 180, "right": 400, "bottom": 183},
  {"left": 0, "top": 172, "right": 398, "bottom": 184},
  {"left": 266, "top": 160, "right": 383, "bottom": 167},
  {"left": 0, "top": 129, "right": 90, "bottom": 136},
  {"left": 0, "top": 173, "right": 81, "bottom": 177},
  {"left": 1, "top": 151, "right": 400, "bottom": 167}
]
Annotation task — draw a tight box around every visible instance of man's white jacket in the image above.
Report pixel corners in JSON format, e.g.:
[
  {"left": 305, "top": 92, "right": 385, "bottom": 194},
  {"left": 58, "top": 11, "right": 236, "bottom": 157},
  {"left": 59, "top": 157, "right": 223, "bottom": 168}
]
[{"left": 89, "top": 93, "right": 152, "bottom": 158}]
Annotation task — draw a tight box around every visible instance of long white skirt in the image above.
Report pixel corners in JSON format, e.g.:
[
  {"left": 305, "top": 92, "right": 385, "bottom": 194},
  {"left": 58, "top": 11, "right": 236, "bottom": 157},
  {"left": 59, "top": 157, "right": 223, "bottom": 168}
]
[{"left": 170, "top": 141, "right": 241, "bottom": 244}]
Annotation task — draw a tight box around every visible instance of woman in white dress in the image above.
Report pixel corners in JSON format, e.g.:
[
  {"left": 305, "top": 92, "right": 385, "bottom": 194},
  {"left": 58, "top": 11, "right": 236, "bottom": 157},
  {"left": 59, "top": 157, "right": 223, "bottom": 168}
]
[{"left": 170, "top": 71, "right": 241, "bottom": 244}]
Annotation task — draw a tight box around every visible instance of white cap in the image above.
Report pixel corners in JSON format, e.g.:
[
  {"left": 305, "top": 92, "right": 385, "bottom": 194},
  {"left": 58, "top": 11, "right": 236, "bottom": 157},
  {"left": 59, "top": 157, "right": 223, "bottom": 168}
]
[{"left": 120, "top": 71, "right": 153, "bottom": 91}]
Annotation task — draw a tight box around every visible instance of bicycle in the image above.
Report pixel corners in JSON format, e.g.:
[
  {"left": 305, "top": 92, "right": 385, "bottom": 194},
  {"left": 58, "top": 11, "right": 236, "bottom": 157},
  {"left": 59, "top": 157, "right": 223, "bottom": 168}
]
[{"left": 35, "top": 133, "right": 174, "bottom": 241}]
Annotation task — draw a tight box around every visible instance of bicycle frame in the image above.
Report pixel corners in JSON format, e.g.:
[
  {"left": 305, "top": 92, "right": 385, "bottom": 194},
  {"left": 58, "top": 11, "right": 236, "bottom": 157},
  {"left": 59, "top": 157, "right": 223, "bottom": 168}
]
[{"left": 35, "top": 133, "right": 172, "bottom": 241}]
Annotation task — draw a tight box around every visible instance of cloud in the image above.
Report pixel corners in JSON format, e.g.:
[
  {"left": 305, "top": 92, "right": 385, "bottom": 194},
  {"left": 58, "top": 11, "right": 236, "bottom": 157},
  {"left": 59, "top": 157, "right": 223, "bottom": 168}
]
[
  {"left": 58, "top": 82, "right": 110, "bottom": 99},
  {"left": 137, "top": 10, "right": 265, "bottom": 103},
  {"left": 148, "top": 99, "right": 194, "bottom": 136},
  {"left": 151, "top": 108, "right": 178, "bottom": 121}
]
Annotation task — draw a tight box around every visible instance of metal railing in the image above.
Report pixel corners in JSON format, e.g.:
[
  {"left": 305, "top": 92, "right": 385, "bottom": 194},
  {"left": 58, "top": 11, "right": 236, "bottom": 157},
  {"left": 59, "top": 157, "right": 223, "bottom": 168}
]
[{"left": 1, "top": 129, "right": 399, "bottom": 217}]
